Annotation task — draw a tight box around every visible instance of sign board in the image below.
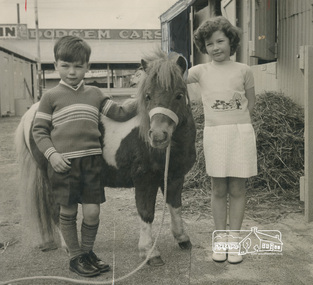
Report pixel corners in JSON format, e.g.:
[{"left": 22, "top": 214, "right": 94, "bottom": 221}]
[
  {"left": 0, "top": 24, "right": 28, "bottom": 39},
  {"left": 0, "top": 24, "right": 161, "bottom": 41}
]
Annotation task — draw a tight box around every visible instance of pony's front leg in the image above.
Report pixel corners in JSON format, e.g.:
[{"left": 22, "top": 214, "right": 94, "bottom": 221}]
[
  {"left": 138, "top": 219, "right": 163, "bottom": 266},
  {"left": 163, "top": 177, "right": 192, "bottom": 250},
  {"left": 135, "top": 183, "right": 164, "bottom": 266}
]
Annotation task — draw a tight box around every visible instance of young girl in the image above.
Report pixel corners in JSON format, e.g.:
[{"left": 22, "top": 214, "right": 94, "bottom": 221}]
[{"left": 187, "top": 16, "right": 257, "bottom": 264}]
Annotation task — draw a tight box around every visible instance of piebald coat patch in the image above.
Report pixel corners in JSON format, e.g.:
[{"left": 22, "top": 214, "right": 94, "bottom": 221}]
[{"left": 100, "top": 114, "right": 141, "bottom": 168}]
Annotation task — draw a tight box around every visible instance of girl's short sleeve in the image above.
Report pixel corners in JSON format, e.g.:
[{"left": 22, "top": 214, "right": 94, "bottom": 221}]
[
  {"left": 244, "top": 65, "right": 255, "bottom": 90},
  {"left": 187, "top": 65, "right": 201, "bottom": 84}
]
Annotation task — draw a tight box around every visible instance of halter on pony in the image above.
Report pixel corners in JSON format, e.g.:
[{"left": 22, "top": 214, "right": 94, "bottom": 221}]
[{"left": 149, "top": 107, "right": 179, "bottom": 126}]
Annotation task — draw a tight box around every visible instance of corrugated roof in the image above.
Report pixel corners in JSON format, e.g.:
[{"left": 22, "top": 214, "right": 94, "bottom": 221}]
[{"left": 0, "top": 40, "right": 37, "bottom": 61}]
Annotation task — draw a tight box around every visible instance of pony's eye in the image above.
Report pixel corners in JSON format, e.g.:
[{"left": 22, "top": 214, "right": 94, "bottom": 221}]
[
  {"left": 176, "top": 94, "right": 183, "bottom": 100},
  {"left": 146, "top": 94, "right": 151, "bottom": 101}
]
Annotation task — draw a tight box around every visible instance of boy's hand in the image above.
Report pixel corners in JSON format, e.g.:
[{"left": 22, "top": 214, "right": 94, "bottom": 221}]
[{"left": 49, "top": 153, "right": 71, "bottom": 173}]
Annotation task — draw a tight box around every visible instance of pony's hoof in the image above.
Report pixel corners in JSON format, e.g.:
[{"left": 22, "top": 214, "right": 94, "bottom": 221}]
[
  {"left": 178, "top": 240, "right": 192, "bottom": 250},
  {"left": 147, "top": 256, "right": 165, "bottom": 267}
]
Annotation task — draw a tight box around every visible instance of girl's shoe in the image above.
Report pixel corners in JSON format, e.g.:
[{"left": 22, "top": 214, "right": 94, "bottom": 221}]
[
  {"left": 227, "top": 231, "right": 242, "bottom": 264},
  {"left": 212, "top": 252, "right": 227, "bottom": 262},
  {"left": 227, "top": 252, "right": 243, "bottom": 264},
  {"left": 212, "top": 233, "right": 227, "bottom": 262}
]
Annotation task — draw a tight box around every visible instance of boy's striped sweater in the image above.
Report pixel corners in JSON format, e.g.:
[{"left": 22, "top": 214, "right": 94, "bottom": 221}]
[{"left": 32, "top": 82, "right": 136, "bottom": 160}]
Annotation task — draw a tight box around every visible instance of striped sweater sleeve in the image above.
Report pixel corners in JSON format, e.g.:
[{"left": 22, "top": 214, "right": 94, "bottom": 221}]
[
  {"left": 32, "top": 93, "right": 57, "bottom": 160},
  {"left": 101, "top": 97, "right": 137, "bottom": 122}
]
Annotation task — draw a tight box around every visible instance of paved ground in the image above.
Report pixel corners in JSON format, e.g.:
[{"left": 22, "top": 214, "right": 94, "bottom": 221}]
[{"left": 1, "top": 117, "right": 313, "bottom": 285}]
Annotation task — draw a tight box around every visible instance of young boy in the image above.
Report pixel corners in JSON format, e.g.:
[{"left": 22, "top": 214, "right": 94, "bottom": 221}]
[{"left": 32, "top": 36, "right": 137, "bottom": 277}]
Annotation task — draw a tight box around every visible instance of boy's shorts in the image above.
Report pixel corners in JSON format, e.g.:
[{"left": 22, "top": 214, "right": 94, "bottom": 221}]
[{"left": 47, "top": 155, "right": 105, "bottom": 206}]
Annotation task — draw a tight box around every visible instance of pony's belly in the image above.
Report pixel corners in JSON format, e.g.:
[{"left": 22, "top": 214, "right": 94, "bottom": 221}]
[{"left": 100, "top": 115, "right": 140, "bottom": 168}]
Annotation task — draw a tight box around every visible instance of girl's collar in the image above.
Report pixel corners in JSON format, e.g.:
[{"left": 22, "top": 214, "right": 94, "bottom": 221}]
[
  {"left": 60, "top": 80, "right": 84, "bottom": 91},
  {"left": 211, "top": 60, "right": 232, "bottom": 66}
]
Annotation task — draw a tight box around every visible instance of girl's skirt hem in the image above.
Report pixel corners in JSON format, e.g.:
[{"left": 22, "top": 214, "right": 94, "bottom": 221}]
[{"left": 203, "top": 124, "right": 258, "bottom": 178}]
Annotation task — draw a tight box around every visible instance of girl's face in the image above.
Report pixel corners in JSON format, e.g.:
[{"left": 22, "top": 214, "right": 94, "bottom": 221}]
[
  {"left": 54, "top": 60, "right": 90, "bottom": 87},
  {"left": 205, "top": 30, "right": 231, "bottom": 62}
]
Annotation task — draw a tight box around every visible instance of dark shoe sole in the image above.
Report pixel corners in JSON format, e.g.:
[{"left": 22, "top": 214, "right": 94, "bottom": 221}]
[
  {"left": 99, "top": 265, "right": 110, "bottom": 273},
  {"left": 69, "top": 266, "right": 100, "bottom": 277},
  {"left": 213, "top": 258, "right": 227, "bottom": 263}
]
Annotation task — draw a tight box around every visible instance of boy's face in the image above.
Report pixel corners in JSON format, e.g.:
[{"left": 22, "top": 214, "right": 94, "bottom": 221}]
[
  {"left": 205, "top": 30, "right": 231, "bottom": 62},
  {"left": 54, "top": 60, "right": 90, "bottom": 87}
]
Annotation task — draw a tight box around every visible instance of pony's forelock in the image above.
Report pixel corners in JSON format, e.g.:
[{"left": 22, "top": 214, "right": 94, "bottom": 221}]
[{"left": 136, "top": 50, "right": 187, "bottom": 142}]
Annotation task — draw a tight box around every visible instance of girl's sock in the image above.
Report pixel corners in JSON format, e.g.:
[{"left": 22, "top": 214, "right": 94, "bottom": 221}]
[
  {"left": 81, "top": 220, "right": 99, "bottom": 253},
  {"left": 59, "top": 213, "right": 82, "bottom": 259}
]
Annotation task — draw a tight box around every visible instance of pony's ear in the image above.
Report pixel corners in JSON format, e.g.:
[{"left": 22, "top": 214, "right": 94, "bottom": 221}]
[
  {"left": 141, "top": 59, "right": 149, "bottom": 72},
  {"left": 176, "top": 56, "right": 187, "bottom": 75}
]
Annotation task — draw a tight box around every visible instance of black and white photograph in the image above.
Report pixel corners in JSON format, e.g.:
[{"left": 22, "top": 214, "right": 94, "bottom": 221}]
[{"left": 0, "top": 1, "right": 312, "bottom": 284}]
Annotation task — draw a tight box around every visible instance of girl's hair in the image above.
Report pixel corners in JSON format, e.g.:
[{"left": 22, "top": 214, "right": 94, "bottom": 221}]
[
  {"left": 54, "top": 35, "right": 91, "bottom": 63},
  {"left": 194, "top": 16, "right": 241, "bottom": 56}
]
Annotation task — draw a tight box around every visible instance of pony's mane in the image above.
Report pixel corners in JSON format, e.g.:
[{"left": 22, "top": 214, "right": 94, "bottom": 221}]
[{"left": 135, "top": 50, "right": 187, "bottom": 142}]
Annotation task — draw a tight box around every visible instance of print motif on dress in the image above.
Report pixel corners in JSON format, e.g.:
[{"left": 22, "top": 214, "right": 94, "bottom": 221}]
[{"left": 211, "top": 92, "right": 242, "bottom": 111}]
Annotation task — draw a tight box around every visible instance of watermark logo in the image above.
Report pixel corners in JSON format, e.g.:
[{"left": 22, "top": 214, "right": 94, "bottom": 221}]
[{"left": 212, "top": 227, "right": 283, "bottom": 255}]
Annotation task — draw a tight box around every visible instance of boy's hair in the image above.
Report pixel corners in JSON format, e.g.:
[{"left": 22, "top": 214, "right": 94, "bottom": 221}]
[
  {"left": 194, "top": 16, "right": 241, "bottom": 56},
  {"left": 54, "top": 35, "right": 91, "bottom": 63}
]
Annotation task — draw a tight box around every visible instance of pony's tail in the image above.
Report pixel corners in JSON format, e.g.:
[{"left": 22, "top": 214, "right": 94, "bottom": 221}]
[{"left": 15, "top": 113, "right": 60, "bottom": 250}]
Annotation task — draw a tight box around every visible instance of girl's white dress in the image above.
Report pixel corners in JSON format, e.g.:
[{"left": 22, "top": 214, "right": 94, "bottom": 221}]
[
  {"left": 188, "top": 60, "right": 258, "bottom": 178},
  {"left": 203, "top": 124, "right": 257, "bottom": 178}
]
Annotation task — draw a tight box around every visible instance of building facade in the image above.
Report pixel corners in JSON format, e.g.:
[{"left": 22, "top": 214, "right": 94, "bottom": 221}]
[
  {"left": 0, "top": 25, "right": 162, "bottom": 115},
  {"left": 0, "top": 41, "right": 37, "bottom": 116}
]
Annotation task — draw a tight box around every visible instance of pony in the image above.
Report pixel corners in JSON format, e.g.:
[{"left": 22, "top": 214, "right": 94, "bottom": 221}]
[{"left": 14, "top": 50, "right": 197, "bottom": 267}]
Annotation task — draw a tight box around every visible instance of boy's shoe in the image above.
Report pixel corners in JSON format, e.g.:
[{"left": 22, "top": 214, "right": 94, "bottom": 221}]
[
  {"left": 212, "top": 252, "right": 227, "bottom": 262},
  {"left": 86, "top": 250, "right": 110, "bottom": 273},
  {"left": 227, "top": 253, "right": 243, "bottom": 264},
  {"left": 69, "top": 253, "right": 101, "bottom": 277}
]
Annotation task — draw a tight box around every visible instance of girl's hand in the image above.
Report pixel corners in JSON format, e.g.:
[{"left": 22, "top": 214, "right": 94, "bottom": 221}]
[{"left": 49, "top": 153, "right": 71, "bottom": 173}]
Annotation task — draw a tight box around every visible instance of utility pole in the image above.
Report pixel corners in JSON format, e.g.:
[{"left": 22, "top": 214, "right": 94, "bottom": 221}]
[{"left": 34, "top": 0, "right": 42, "bottom": 99}]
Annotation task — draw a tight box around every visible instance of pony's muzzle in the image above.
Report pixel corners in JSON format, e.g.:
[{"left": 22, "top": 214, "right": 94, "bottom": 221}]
[
  {"left": 148, "top": 107, "right": 178, "bottom": 149},
  {"left": 148, "top": 129, "right": 169, "bottom": 148}
]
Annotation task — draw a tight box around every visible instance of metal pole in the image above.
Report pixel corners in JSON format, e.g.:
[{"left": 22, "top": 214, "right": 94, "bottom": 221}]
[
  {"left": 304, "top": 45, "right": 313, "bottom": 222},
  {"left": 189, "top": 6, "right": 194, "bottom": 66},
  {"left": 17, "top": 4, "right": 20, "bottom": 24},
  {"left": 34, "top": 0, "right": 42, "bottom": 99},
  {"left": 107, "top": 64, "right": 110, "bottom": 92}
]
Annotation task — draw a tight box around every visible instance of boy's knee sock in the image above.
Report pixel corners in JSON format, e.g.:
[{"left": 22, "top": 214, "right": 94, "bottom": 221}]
[
  {"left": 59, "top": 213, "right": 82, "bottom": 259},
  {"left": 81, "top": 220, "right": 99, "bottom": 253}
]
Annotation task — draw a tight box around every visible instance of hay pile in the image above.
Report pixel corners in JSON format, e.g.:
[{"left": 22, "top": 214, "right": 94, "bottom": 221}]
[
  {"left": 249, "top": 92, "right": 304, "bottom": 194},
  {"left": 183, "top": 92, "right": 304, "bottom": 222}
]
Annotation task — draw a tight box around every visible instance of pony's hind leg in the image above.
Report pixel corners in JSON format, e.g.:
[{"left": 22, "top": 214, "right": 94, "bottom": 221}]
[
  {"left": 167, "top": 205, "right": 192, "bottom": 250},
  {"left": 163, "top": 177, "right": 192, "bottom": 250}
]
